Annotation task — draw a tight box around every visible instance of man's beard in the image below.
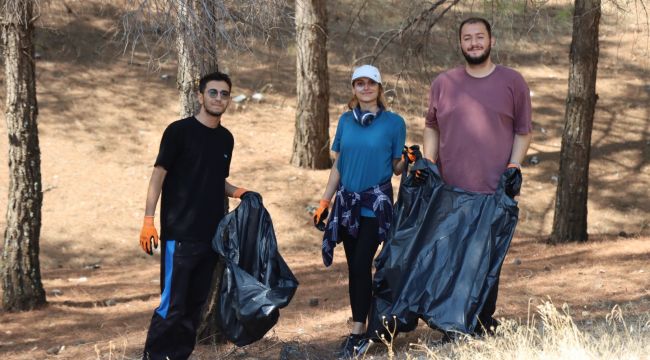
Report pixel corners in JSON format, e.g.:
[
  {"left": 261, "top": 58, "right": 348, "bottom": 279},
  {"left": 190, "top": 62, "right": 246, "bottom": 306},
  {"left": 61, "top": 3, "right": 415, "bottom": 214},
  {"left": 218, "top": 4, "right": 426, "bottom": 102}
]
[
  {"left": 462, "top": 45, "right": 491, "bottom": 65},
  {"left": 205, "top": 108, "right": 224, "bottom": 117}
]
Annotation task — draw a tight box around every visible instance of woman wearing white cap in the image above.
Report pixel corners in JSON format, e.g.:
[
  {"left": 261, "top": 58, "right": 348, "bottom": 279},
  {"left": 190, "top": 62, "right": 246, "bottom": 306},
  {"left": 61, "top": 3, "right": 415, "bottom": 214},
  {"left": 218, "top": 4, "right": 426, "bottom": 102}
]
[{"left": 313, "top": 64, "right": 407, "bottom": 357}]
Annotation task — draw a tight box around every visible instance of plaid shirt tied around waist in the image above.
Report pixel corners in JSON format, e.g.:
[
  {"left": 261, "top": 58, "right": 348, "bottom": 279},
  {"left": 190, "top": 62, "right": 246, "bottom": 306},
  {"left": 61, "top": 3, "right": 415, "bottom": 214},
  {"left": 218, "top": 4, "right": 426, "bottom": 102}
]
[{"left": 321, "top": 180, "right": 393, "bottom": 267}]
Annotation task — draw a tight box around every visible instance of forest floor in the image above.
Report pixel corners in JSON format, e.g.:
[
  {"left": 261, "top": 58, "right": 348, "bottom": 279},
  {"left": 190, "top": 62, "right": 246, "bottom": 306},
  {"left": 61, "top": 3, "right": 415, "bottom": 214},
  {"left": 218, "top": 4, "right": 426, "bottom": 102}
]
[{"left": 0, "top": 1, "right": 648, "bottom": 359}]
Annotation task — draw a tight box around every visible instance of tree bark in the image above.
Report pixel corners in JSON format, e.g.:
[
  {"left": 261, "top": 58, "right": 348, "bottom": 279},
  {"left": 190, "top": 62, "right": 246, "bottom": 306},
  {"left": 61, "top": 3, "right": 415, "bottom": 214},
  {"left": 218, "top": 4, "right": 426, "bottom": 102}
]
[
  {"left": 176, "top": 0, "right": 202, "bottom": 117},
  {"left": 550, "top": 0, "right": 601, "bottom": 244},
  {"left": 173, "top": 0, "right": 225, "bottom": 343},
  {"left": 175, "top": 0, "right": 221, "bottom": 117},
  {"left": 196, "top": 258, "right": 226, "bottom": 344},
  {"left": 291, "top": 0, "right": 331, "bottom": 169},
  {"left": 1, "top": 0, "right": 47, "bottom": 311}
]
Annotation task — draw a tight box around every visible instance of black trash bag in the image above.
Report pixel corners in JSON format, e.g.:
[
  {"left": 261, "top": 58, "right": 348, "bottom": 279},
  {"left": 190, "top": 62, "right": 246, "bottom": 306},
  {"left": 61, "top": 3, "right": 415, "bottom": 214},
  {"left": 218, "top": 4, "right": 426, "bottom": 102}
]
[
  {"left": 367, "top": 158, "right": 521, "bottom": 338},
  {"left": 211, "top": 192, "right": 299, "bottom": 346}
]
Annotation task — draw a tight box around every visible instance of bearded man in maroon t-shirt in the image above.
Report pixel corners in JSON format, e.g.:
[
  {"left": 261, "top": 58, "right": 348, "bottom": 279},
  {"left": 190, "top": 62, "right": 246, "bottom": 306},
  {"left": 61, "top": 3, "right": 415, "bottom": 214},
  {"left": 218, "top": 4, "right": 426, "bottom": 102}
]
[{"left": 423, "top": 17, "right": 533, "bottom": 334}]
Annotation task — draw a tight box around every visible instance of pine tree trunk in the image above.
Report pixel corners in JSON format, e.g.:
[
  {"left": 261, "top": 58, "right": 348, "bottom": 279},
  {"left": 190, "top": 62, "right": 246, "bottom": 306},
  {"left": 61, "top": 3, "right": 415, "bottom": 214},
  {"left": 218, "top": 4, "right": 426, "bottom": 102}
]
[
  {"left": 173, "top": 0, "right": 225, "bottom": 344},
  {"left": 1, "top": 0, "right": 47, "bottom": 311},
  {"left": 176, "top": 0, "right": 202, "bottom": 117},
  {"left": 550, "top": 0, "right": 601, "bottom": 244},
  {"left": 196, "top": 258, "right": 226, "bottom": 344},
  {"left": 175, "top": 0, "right": 221, "bottom": 117},
  {"left": 291, "top": 0, "right": 331, "bottom": 169}
]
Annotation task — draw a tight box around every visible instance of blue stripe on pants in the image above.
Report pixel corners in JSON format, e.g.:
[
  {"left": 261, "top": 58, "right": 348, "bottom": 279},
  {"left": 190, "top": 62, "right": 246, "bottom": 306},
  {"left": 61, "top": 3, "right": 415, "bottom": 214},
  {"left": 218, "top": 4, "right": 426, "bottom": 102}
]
[{"left": 155, "top": 240, "right": 175, "bottom": 318}]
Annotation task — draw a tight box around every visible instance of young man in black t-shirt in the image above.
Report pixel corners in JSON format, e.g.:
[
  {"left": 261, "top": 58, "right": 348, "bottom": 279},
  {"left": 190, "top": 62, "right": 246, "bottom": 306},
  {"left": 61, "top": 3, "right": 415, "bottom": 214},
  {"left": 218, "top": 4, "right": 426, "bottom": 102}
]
[{"left": 139, "top": 71, "right": 252, "bottom": 360}]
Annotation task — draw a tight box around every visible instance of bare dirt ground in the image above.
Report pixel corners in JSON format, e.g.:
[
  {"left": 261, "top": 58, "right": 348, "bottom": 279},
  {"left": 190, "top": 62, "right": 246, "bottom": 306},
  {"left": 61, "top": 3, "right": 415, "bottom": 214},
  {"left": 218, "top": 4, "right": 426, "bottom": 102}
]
[{"left": 0, "top": 1, "right": 648, "bottom": 359}]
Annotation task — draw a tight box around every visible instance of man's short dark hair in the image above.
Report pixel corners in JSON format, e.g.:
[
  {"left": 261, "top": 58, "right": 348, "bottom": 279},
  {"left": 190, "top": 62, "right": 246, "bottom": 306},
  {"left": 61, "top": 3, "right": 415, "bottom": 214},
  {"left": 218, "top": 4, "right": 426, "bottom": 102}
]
[
  {"left": 198, "top": 71, "right": 232, "bottom": 93},
  {"left": 459, "top": 17, "right": 492, "bottom": 39}
]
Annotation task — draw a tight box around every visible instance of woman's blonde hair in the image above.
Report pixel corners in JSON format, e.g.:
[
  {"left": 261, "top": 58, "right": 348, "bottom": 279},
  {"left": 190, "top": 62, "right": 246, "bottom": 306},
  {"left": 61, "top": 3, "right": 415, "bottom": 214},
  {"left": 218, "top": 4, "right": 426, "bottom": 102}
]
[{"left": 347, "top": 83, "right": 387, "bottom": 110}]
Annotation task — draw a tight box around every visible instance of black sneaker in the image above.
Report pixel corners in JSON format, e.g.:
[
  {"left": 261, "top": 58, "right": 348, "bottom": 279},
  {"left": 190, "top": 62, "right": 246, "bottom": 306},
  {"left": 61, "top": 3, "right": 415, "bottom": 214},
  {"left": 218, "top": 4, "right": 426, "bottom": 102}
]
[
  {"left": 336, "top": 334, "right": 362, "bottom": 359},
  {"left": 353, "top": 337, "right": 373, "bottom": 357},
  {"left": 430, "top": 331, "right": 457, "bottom": 347}
]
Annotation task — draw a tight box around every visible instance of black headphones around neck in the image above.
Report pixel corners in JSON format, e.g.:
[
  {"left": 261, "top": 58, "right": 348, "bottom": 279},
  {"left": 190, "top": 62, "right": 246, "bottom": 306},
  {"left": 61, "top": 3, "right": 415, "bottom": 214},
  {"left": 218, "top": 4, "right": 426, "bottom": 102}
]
[{"left": 352, "top": 106, "right": 382, "bottom": 127}]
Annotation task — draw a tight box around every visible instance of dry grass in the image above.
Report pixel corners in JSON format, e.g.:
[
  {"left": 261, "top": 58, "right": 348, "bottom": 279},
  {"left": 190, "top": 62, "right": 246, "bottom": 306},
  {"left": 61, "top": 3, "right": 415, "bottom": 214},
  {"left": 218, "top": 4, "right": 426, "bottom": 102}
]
[
  {"left": 88, "top": 301, "right": 650, "bottom": 359},
  {"left": 365, "top": 301, "right": 650, "bottom": 360}
]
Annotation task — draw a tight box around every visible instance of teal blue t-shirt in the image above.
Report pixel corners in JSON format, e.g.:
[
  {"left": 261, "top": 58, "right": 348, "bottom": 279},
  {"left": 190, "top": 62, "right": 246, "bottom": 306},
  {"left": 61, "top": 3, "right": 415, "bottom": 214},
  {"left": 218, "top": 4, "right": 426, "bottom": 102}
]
[{"left": 331, "top": 110, "right": 406, "bottom": 217}]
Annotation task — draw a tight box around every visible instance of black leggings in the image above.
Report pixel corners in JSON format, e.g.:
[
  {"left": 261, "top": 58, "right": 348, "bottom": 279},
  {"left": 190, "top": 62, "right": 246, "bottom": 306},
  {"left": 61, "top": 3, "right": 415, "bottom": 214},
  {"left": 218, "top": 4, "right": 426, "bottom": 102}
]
[{"left": 341, "top": 216, "right": 380, "bottom": 324}]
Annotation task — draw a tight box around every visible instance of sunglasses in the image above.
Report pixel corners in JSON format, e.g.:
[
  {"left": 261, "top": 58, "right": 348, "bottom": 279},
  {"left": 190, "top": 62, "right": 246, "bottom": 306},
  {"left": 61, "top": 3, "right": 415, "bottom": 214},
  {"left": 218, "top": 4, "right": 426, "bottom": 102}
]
[{"left": 206, "top": 89, "right": 231, "bottom": 99}]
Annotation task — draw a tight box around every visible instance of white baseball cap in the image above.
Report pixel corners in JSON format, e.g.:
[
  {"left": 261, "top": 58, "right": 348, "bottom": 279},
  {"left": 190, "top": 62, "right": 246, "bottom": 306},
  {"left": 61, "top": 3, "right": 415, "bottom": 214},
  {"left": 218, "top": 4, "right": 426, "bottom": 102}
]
[{"left": 351, "top": 64, "right": 382, "bottom": 85}]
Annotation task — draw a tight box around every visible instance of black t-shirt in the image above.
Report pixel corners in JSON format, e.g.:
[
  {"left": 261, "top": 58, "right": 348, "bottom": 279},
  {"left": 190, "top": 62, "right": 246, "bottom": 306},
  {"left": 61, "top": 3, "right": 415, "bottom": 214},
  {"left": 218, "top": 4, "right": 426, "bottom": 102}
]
[{"left": 155, "top": 116, "right": 234, "bottom": 242}]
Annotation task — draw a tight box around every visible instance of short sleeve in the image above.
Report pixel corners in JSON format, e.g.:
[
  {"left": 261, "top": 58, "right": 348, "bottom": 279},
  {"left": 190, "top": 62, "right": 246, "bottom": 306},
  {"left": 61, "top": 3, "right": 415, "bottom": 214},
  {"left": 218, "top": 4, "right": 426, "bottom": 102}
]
[
  {"left": 513, "top": 74, "right": 533, "bottom": 134},
  {"left": 331, "top": 114, "right": 346, "bottom": 152},
  {"left": 425, "top": 79, "right": 440, "bottom": 129},
  {"left": 154, "top": 124, "right": 179, "bottom": 170},
  {"left": 392, "top": 115, "right": 407, "bottom": 159}
]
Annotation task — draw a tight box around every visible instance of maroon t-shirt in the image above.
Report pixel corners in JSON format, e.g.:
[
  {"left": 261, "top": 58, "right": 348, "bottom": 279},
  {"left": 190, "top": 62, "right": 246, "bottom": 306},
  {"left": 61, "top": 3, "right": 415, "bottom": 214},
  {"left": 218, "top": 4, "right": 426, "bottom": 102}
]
[{"left": 425, "top": 65, "right": 532, "bottom": 193}]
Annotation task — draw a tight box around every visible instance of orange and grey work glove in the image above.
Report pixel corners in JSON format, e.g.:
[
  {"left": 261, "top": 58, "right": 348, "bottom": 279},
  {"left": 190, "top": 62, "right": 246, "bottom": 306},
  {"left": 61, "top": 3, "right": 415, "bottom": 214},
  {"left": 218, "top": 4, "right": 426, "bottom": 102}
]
[
  {"left": 402, "top": 145, "right": 421, "bottom": 164},
  {"left": 233, "top": 188, "right": 248, "bottom": 198},
  {"left": 402, "top": 145, "right": 428, "bottom": 184},
  {"left": 140, "top": 216, "right": 159, "bottom": 256},
  {"left": 313, "top": 199, "right": 330, "bottom": 231}
]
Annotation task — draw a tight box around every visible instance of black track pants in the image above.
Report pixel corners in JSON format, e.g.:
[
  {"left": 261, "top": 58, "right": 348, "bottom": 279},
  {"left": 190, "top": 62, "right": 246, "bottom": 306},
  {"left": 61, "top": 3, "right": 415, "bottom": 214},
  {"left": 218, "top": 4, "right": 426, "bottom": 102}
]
[
  {"left": 341, "top": 217, "right": 380, "bottom": 324},
  {"left": 143, "top": 240, "right": 217, "bottom": 360}
]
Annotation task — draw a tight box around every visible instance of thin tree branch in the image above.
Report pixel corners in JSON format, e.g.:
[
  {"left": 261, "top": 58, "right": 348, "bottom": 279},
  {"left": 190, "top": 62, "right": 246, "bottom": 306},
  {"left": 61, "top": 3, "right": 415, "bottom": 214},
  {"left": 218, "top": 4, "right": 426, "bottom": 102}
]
[
  {"left": 369, "top": 0, "right": 457, "bottom": 63},
  {"left": 344, "top": 0, "right": 368, "bottom": 39}
]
